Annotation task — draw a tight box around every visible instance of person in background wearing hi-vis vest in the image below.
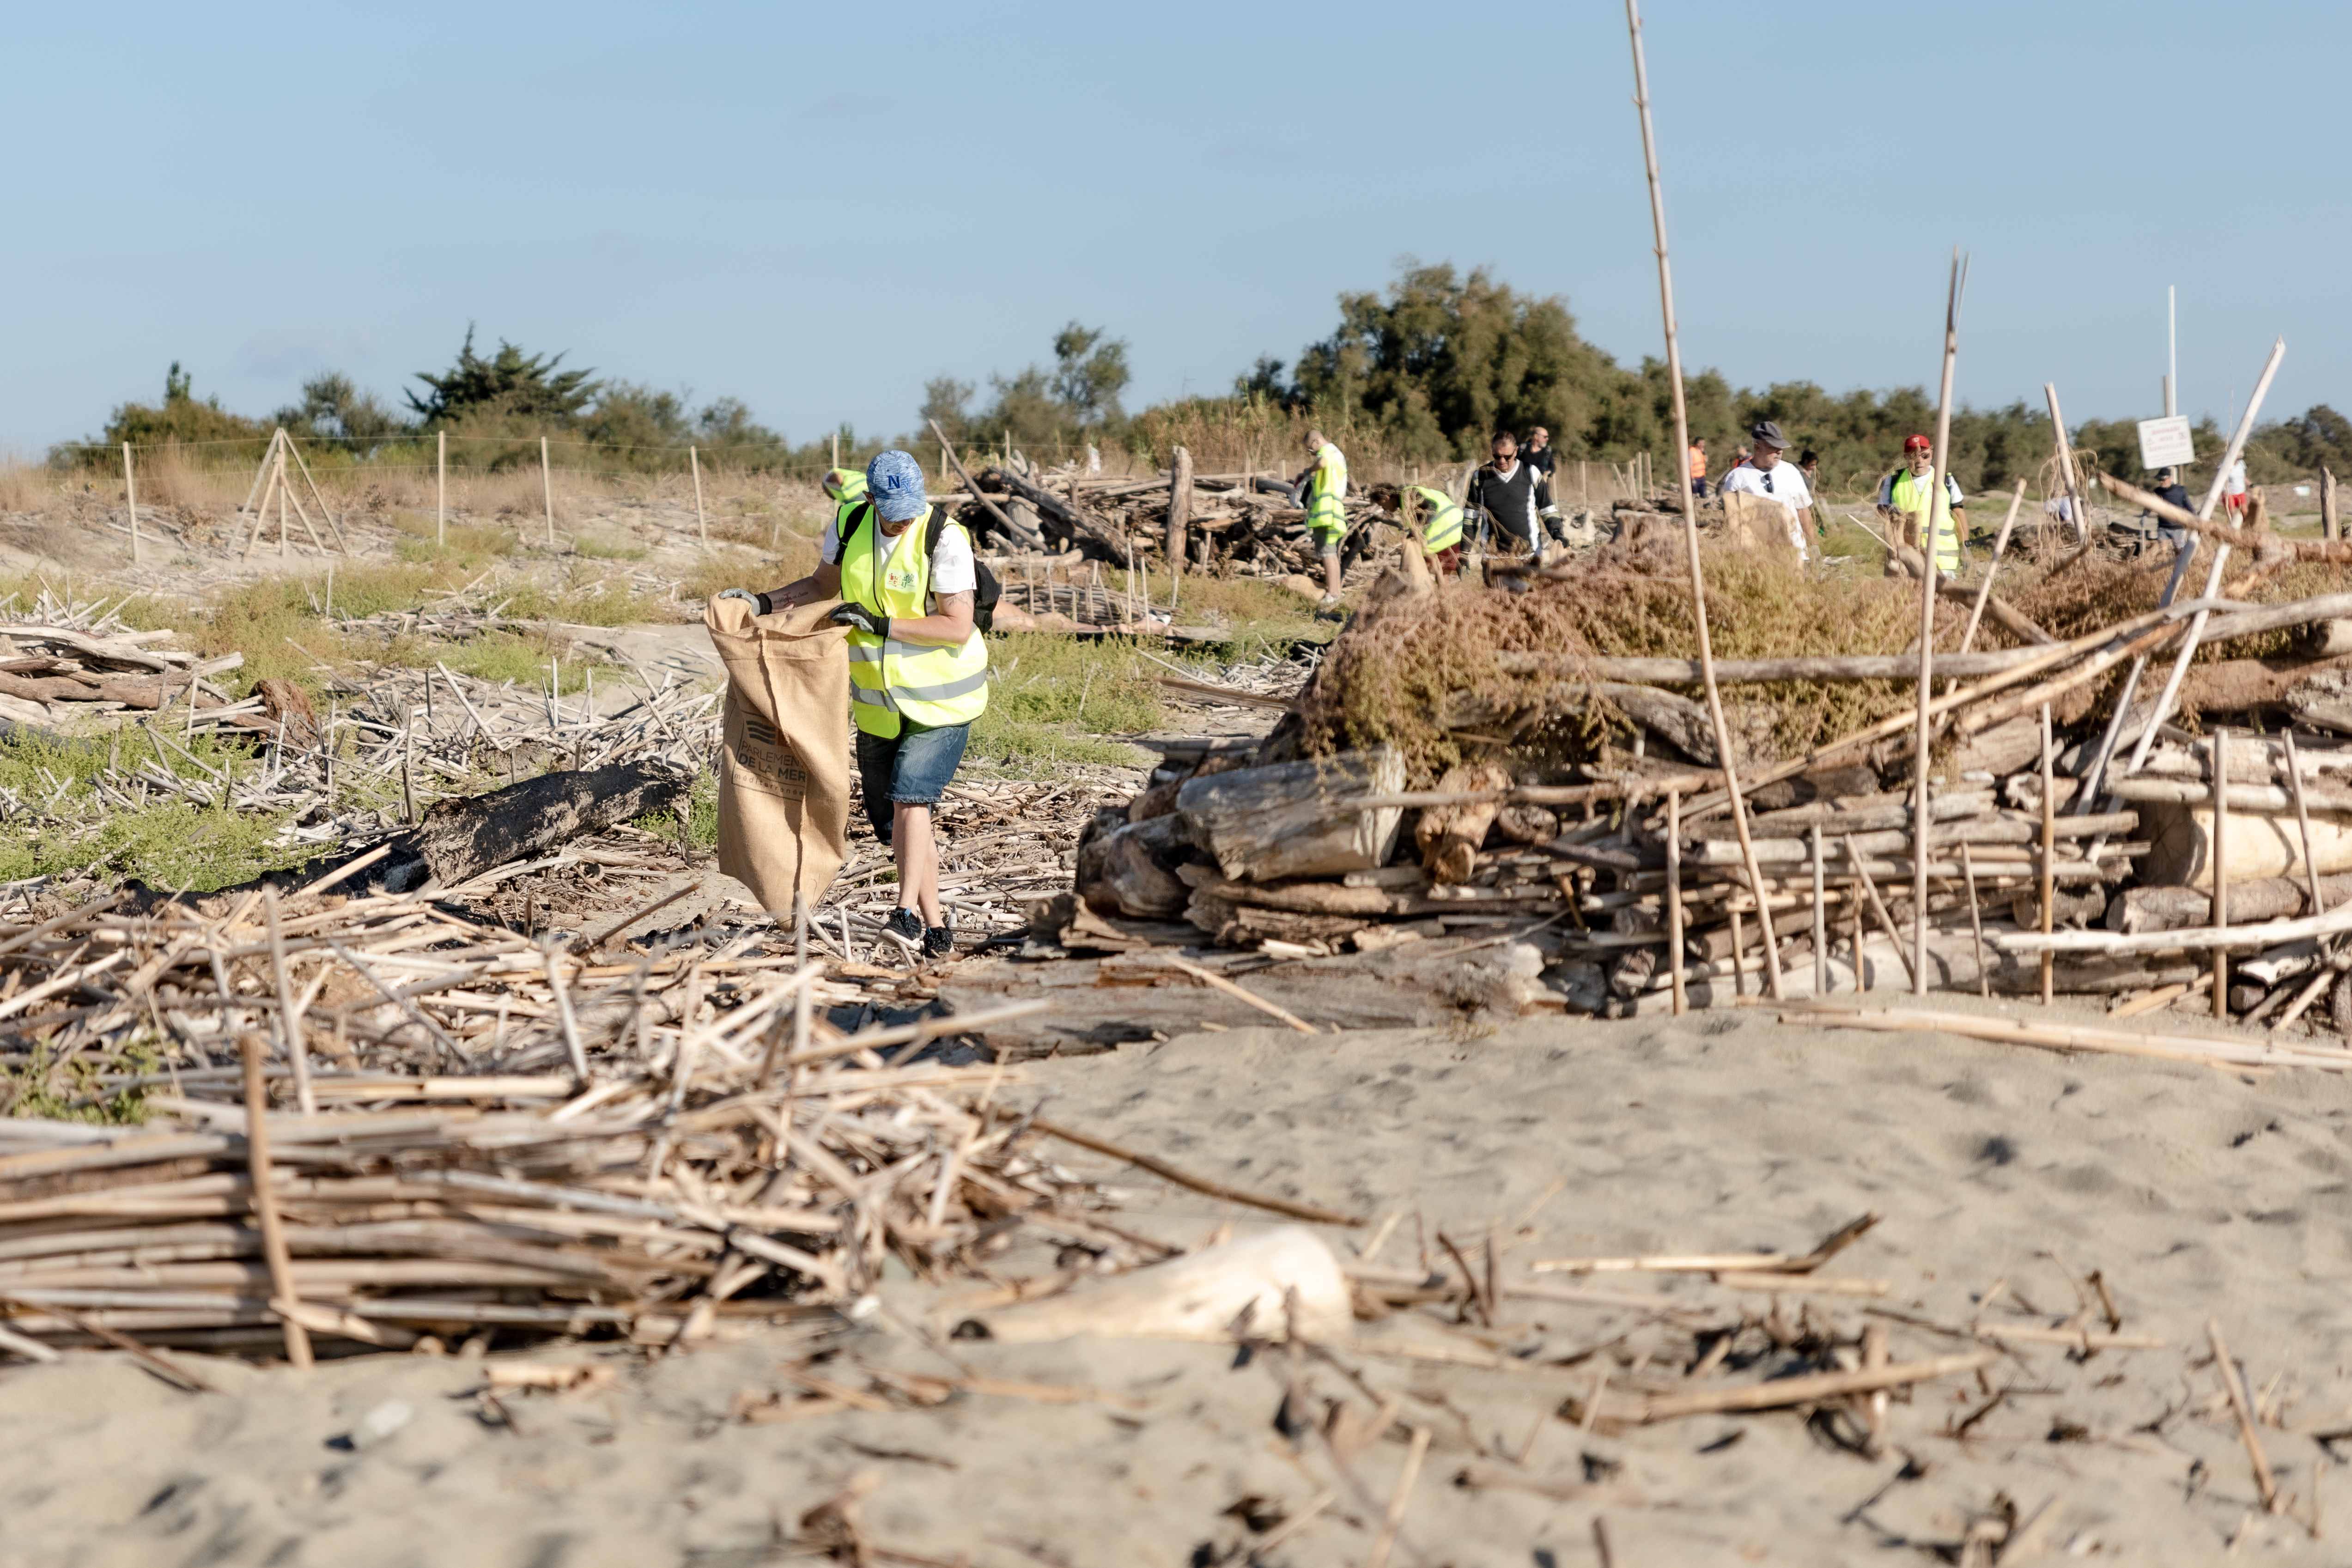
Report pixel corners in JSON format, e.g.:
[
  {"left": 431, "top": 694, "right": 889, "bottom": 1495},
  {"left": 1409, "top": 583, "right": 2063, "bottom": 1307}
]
[
  {"left": 1687, "top": 437, "right": 1709, "bottom": 498},
  {"left": 729, "top": 450, "right": 987, "bottom": 961},
  {"left": 822, "top": 467, "right": 868, "bottom": 530},
  {"left": 1876, "top": 434, "right": 1967, "bottom": 575},
  {"left": 1409, "top": 483, "right": 1465, "bottom": 577},
  {"left": 1293, "top": 428, "right": 1349, "bottom": 607}
]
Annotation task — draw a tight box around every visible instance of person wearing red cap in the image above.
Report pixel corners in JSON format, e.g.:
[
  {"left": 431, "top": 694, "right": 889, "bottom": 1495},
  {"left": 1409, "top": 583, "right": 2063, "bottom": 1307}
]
[{"left": 1877, "top": 435, "right": 1968, "bottom": 575}]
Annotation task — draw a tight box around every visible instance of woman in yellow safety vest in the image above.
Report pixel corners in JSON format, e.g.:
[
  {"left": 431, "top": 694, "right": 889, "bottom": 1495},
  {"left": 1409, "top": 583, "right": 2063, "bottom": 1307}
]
[
  {"left": 1409, "top": 484, "right": 1465, "bottom": 577},
  {"left": 732, "top": 450, "right": 987, "bottom": 960},
  {"left": 1876, "top": 434, "right": 1968, "bottom": 575}
]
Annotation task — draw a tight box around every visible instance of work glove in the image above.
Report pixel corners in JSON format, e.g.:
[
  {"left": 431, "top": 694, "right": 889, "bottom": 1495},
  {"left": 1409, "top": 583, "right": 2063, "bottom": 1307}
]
[
  {"left": 828, "top": 602, "right": 889, "bottom": 638},
  {"left": 714, "top": 588, "right": 771, "bottom": 615}
]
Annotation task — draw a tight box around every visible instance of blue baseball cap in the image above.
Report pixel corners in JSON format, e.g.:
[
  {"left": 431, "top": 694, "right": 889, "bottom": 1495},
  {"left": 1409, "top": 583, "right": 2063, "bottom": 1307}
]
[{"left": 865, "top": 449, "right": 927, "bottom": 523}]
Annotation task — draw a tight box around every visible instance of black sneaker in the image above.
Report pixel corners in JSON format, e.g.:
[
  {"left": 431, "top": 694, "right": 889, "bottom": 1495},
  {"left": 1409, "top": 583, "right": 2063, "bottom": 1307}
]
[
  {"left": 923, "top": 924, "right": 954, "bottom": 960},
  {"left": 886, "top": 907, "right": 924, "bottom": 943}
]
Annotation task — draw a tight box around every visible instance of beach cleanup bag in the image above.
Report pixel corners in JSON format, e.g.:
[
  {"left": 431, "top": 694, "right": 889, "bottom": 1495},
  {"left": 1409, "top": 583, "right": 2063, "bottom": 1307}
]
[{"left": 705, "top": 594, "right": 852, "bottom": 916}]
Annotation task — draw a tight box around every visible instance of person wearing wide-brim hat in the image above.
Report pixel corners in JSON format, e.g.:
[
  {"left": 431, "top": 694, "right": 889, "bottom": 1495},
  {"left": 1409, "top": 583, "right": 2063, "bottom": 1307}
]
[
  {"left": 1716, "top": 420, "right": 1816, "bottom": 559},
  {"left": 725, "top": 450, "right": 986, "bottom": 961}
]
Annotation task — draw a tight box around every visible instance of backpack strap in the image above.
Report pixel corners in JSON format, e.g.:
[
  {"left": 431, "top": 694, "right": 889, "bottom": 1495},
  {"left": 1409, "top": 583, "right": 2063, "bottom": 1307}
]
[{"left": 838, "top": 500, "right": 874, "bottom": 552}]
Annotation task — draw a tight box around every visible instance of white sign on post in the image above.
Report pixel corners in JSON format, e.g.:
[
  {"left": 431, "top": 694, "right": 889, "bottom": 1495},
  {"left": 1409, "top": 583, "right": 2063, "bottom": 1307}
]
[{"left": 2138, "top": 414, "right": 2195, "bottom": 470}]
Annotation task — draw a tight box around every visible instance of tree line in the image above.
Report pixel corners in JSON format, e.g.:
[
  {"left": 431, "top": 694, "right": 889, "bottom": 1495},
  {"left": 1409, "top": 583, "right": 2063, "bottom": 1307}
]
[{"left": 61, "top": 273, "right": 2352, "bottom": 495}]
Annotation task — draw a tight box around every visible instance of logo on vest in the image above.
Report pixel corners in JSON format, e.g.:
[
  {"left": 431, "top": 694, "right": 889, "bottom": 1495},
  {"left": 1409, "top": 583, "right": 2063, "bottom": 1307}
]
[{"left": 886, "top": 566, "right": 918, "bottom": 593}]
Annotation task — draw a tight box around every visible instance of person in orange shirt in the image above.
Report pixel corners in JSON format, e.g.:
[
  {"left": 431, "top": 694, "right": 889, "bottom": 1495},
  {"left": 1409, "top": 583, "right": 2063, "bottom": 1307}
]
[{"left": 1687, "top": 437, "right": 1710, "bottom": 498}]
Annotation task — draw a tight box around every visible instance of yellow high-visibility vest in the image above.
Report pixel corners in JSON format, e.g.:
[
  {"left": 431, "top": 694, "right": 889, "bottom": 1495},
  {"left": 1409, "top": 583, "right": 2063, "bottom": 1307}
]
[
  {"left": 1307, "top": 443, "right": 1348, "bottom": 541},
  {"left": 826, "top": 468, "right": 869, "bottom": 534},
  {"left": 1410, "top": 485, "right": 1463, "bottom": 552},
  {"left": 1891, "top": 467, "right": 1962, "bottom": 573},
  {"left": 836, "top": 504, "right": 990, "bottom": 739}
]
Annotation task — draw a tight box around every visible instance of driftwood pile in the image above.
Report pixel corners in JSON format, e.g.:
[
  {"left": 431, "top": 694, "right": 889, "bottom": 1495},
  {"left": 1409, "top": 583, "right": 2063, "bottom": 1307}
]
[
  {"left": 952, "top": 456, "right": 1402, "bottom": 581},
  {"left": 0, "top": 863, "right": 1138, "bottom": 1361},
  {"left": 1044, "top": 534, "right": 2352, "bottom": 1045}
]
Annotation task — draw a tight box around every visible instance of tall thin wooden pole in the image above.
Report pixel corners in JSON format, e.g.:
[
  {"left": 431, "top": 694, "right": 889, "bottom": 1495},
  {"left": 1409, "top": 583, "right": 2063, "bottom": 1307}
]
[
  {"left": 240, "top": 1034, "right": 312, "bottom": 1369},
  {"left": 2038, "top": 705, "right": 2055, "bottom": 1007},
  {"left": 1666, "top": 790, "right": 1686, "bottom": 1015},
  {"left": 2212, "top": 727, "right": 2230, "bottom": 1020},
  {"left": 1912, "top": 250, "right": 1966, "bottom": 995},
  {"left": 2323, "top": 466, "right": 2339, "bottom": 544},
  {"left": 2119, "top": 338, "right": 2289, "bottom": 781},
  {"left": 436, "top": 429, "right": 446, "bottom": 548},
  {"left": 690, "top": 446, "right": 708, "bottom": 546},
  {"left": 541, "top": 436, "right": 557, "bottom": 548},
  {"left": 1626, "top": 0, "right": 1781, "bottom": 998},
  {"left": 119, "top": 443, "right": 142, "bottom": 566},
  {"left": 2042, "top": 384, "right": 2090, "bottom": 547}
]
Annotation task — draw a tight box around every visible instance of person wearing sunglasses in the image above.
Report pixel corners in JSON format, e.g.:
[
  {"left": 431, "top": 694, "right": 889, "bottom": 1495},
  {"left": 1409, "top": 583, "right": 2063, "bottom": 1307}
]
[
  {"left": 1876, "top": 434, "right": 1967, "bottom": 575},
  {"left": 1716, "top": 420, "right": 1814, "bottom": 559}
]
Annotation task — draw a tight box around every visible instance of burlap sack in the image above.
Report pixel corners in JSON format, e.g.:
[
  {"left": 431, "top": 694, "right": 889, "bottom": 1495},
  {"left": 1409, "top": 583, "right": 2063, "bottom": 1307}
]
[{"left": 705, "top": 596, "right": 851, "bottom": 915}]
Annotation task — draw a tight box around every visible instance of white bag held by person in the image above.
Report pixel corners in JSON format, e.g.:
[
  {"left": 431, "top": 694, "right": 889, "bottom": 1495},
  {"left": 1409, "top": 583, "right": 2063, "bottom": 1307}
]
[{"left": 705, "top": 595, "right": 851, "bottom": 915}]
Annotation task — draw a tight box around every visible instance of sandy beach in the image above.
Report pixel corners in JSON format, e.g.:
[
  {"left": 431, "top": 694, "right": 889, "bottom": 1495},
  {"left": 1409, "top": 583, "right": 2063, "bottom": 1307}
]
[{"left": 5, "top": 995, "right": 2346, "bottom": 1566}]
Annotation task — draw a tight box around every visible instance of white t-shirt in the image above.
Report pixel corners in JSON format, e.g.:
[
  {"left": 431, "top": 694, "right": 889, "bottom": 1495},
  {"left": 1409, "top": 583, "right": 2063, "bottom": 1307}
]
[
  {"left": 2225, "top": 460, "right": 2248, "bottom": 497},
  {"left": 1720, "top": 459, "right": 1812, "bottom": 555},
  {"left": 820, "top": 506, "right": 977, "bottom": 597}
]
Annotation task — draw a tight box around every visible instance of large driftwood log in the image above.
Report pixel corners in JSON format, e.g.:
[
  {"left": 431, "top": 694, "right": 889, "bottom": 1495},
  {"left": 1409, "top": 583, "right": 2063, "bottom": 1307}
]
[
  {"left": 2137, "top": 798, "right": 2352, "bottom": 889},
  {"left": 938, "top": 940, "right": 1558, "bottom": 1054},
  {"left": 135, "top": 759, "right": 693, "bottom": 907},
  {"left": 2111, "top": 872, "right": 2352, "bottom": 932},
  {"left": 1177, "top": 747, "right": 1405, "bottom": 882}
]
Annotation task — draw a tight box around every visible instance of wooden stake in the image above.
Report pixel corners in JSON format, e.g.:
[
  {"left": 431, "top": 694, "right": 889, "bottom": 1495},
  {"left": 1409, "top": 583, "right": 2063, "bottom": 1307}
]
[
  {"left": 1626, "top": 0, "right": 1781, "bottom": 999},
  {"left": 2208, "top": 1318, "right": 2281, "bottom": 1513},
  {"left": 1729, "top": 907, "right": 1746, "bottom": 999},
  {"left": 831, "top": 430, "right": 839, "bottom": 472},
  {"left": 1167, "top": 444, "right": 1192, "bottom": 579},
  {"left": 1960, "top": 842, "right": 1988, "bottom": 998},
  {"left": 2213, "top": 728, "right": 2230, "bottom": 1020},
  {"left": 121, "top": 443, "right": 141, "bottom": 566},
  {"left": 240, "top": 1033, "right": 312, "bottom": 1369},
  {"left": 1914, "top": 248, "right": 1966, "bottom": 995},
  {"left": 264, "top": 886, "right": 314, "bottom": 1116},
  {"left": 541, "top": 436, "right": 556, "bottom": 548},
  {"left": 2042, "top": 383, "right": 2091, "bottom": 547},
  {"left": 2324, "top": 466, "right": 2340, "bottom": 544},
  {"left": 279, "top": 432, "right": 353, "bottom": 553},
  {"left": 1957, "top": 480, "right": 2027, "bottom": 654},
  {"left": 2121, "top": 337, "right": 2289, "bottom": 781},
  {"left": 2286, "top": 727, "right": 2325, "bottom": 919},
  {"left": 1811, "top": 822, "right": 1827, "bottom": 997},
  {"left": 2040, "top": 705, "right": 2056, "bottom": 1007},
  {"left": 1847, "top": 834, "right": 1917, "bottom": 989},
  {"left": 277, "top": 452, "right": 291, "bottom": 558},
  {"left": 1667, "top": 790, "right": 1687, "bottom": 1015},
  {"left": 232, "top": 430, "right": 280, "bottom": 556},
  {"left": 1364, "top": 1425, "right": 1430, "bottom": 1568},
  {"left": 690, "top": 446, "right": 707, "bottom": 547},
  {"left": 437, "top": 429, "right": 446, "bottom": 548}
]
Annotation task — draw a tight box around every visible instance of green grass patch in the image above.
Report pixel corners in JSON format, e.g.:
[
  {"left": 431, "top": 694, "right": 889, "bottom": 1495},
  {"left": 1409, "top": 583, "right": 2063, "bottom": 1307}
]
[
  {"left": 574, "top": 531, "right": 650, "bottom": 561},
  {"left": 630, "top": 767, "right": 716, "bottom": 849},
  {"left": 0, "top": 728, "right": 316, "bottom": 890},
  {"left": 389, "top": 511, "right": 522, "bottom": 569},
  {"left": 966, "top": 632, "right": 1188, "bottom": 773},
  {"left": 6, "top": 1041, "right": 157, "bottom": 1124}
]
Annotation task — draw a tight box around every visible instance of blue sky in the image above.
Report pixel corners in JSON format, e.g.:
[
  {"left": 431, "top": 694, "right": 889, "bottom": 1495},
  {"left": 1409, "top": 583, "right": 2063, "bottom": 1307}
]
[{"left": 4, "top": 1, "right": 2340, "bottom": 454}]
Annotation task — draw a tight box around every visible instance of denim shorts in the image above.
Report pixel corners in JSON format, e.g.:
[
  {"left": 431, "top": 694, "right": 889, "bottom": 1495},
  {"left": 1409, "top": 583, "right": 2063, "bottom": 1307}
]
[{"left": 855, "top": 720, "right": 971, "bottom": 844}]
